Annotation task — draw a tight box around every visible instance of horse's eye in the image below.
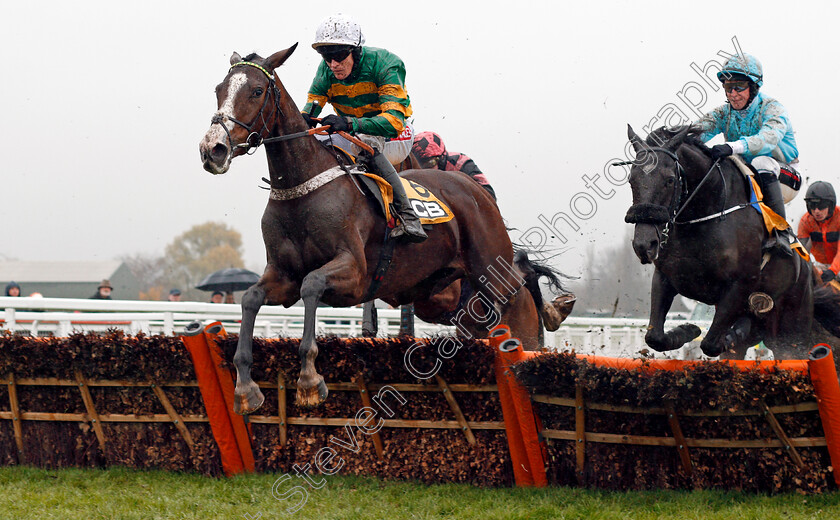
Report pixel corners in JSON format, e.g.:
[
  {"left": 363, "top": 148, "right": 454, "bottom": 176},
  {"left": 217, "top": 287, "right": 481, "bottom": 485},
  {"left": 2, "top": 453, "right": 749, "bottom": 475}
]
[
  {"left": 665, "top": 177, "right": 675, "bottom": 186},
  {"left": 252, "top": 87, "right": 264, "bottom": 97}
]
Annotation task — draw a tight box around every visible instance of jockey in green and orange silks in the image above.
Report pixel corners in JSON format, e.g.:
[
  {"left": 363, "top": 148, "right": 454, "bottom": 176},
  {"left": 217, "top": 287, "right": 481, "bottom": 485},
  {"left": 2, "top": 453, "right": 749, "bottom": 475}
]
[{"left": 301, "top": 14, "right": 425, "bottom": 243}]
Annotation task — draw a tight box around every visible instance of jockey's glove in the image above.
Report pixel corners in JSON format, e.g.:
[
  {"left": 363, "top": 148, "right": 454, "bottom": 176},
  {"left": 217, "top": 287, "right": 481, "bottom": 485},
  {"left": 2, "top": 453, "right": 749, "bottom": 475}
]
[
  {"left": 321, "top": 114, "right": 351, "bottom": 134},
  {"left": 710, "top": 144, "right": 733, "bottom": 160},
  {"left": 302, "top": 112, "right": 316, "bottom": 128},
  {"left": 821, "top": 269, "right": 836, "bottom": 283}
]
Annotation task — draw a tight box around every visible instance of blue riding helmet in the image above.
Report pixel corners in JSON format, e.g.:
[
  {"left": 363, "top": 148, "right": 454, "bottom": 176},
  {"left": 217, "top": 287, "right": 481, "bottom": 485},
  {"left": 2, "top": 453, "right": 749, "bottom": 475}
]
[{"left": 717, "top": 54, "right": 763, "bottom": 87}]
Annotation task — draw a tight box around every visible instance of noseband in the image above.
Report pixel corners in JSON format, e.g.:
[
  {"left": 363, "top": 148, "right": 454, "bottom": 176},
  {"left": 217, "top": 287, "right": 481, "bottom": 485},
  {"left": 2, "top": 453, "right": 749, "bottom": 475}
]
[{"left": 210, "top": 61, "right": 284, "bottom": 156}]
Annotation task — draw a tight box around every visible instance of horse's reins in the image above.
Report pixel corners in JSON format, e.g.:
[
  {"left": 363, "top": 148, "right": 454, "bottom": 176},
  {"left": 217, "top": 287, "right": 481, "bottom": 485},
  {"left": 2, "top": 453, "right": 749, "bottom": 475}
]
[{"left": 210, "top": 61, "right": 374, "bottom": 158}]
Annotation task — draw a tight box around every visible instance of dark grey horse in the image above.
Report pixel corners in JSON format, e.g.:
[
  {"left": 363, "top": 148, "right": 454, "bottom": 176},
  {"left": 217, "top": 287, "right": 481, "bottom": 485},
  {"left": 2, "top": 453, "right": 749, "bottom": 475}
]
[{"left": 625, "top": 125, "right": 840, "bottom": 359}]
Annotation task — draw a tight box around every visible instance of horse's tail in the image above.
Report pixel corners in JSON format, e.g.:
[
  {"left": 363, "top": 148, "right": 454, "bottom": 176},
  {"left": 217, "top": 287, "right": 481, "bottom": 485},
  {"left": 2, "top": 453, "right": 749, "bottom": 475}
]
[
  {"left": 813, "top": 284, "right": 840, "bottom": 338},
  {"left": 513, "top": 249, "right": 575, "bottom": 331}
]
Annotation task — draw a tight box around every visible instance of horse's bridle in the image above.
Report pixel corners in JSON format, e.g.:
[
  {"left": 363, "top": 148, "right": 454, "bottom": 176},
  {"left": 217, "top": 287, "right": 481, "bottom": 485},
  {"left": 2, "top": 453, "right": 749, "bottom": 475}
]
[
  {"left": 623, "top": 147, "right": 688, "bottom": 244},
  {"left": 209, "top": 61, "right": 375, "bottom": 163},
  {"left": 623, "top": 147, "right": 729, "bottom": 247},
  {"left": 210, "top": 61, "right": 284, "bottom": 156}
]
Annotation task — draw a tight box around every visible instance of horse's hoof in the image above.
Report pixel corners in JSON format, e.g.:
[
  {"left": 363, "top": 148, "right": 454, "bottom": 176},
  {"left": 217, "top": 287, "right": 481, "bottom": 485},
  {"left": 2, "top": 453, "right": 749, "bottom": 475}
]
[
  {"left": 542, "top": 294, "right": 576, "bottom": 331},
  {"left": 295, "top": 376, "right": 328, "bottom": 408},
  {"left": 234, "top": 381, "right": 265, "bottom": 415},
  {"left": 701, "top": 343, "right": 724, "bottom": 358},
  {"left": 748, "top": 292, "right": 774, "bottom": 315},
  {"left": 667, "top": 323, "right": 702, "bottom": 346},
  {"left": 645, "top": 333, "right": 671, "bottom": 352}
]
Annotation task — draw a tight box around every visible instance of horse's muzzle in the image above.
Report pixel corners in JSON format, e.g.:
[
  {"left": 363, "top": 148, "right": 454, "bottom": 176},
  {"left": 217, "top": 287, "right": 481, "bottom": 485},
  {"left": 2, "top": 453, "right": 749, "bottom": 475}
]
[
  {"left": 199, "top": 135, "right": 231, "bottom": 175},
  {"left": 631, "top": 224, "right": 660, "bottom": 264}
]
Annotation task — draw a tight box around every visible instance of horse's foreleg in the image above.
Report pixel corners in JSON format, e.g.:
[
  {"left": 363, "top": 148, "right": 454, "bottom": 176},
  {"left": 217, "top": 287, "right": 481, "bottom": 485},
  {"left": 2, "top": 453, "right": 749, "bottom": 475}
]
[
  {"left": 646, "top": 270, "right": 700, "bottom": 351},
  {"left": 296, "top": 255, "right": 365, "bottom": 408},
  {"left": 233, "top": 284, "right": 267, "bottom": 414}
]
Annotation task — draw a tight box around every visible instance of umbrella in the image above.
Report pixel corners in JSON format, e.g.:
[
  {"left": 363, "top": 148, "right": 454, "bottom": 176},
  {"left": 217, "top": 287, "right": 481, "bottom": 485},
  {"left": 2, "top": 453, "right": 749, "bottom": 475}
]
[{"left": 195, "top": 268, "right": 260, "bottom": 293}]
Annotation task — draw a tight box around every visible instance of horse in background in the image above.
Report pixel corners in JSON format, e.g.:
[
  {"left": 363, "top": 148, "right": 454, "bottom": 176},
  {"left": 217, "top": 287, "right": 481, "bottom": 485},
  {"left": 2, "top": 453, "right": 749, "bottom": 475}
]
[{"left": 625, "top": 125, "right": 840, "bottom": 359}]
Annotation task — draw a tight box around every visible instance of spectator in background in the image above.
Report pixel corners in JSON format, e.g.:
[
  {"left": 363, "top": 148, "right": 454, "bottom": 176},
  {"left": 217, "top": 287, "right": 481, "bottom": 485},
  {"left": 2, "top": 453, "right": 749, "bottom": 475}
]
[
  {"left": 5, "top": 281, "right": 21, "bottom": 297},
  {"left": 90, "top": 279, "right": 113, "bottom": 300},
  {"left": 224, "top": 292, "right": 235, "bottom": 304},
  {"left": 210, "top": 291, "right": 224, "bottom": 304},
  {"left": 168, "top": 289, "right": 182, "bottom": 302}
]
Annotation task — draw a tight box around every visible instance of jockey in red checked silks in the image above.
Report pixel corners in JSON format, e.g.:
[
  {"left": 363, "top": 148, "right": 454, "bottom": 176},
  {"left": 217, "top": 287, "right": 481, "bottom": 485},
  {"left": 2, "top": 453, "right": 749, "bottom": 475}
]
[
  {"left": 301, "top": 14, "right": 427, "bottom": 243},
  {"left": 693, "top": 53, "right": 799, "bottom": 257},
  {"left": 411, "top": 131, "right": 498, "bottom": 202}
]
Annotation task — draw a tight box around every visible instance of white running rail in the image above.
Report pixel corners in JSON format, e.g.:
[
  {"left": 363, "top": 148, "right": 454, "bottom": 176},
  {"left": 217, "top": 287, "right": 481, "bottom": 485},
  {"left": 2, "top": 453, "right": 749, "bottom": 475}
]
[{"left": 1, "top": 296, "right": 715, "bottom": 359}]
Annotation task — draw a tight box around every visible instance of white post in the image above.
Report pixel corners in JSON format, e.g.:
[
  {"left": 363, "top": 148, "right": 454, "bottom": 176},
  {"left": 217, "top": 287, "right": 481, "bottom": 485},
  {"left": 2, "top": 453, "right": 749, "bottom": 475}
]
[
  {"left": 4, "top": 308, "right": 16, "bottom": 331},
  {"left": 58, "top": 319, "right": 71, "bottom": 337},
  {"left": 378, "top": 316, "right": 389, "bottom": 337},
  {"left": 163, "top": 312, "right": 174, "bottom": 336}
]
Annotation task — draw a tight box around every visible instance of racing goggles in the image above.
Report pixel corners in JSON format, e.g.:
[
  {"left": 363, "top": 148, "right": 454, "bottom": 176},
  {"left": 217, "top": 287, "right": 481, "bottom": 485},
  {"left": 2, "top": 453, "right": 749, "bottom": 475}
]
[
  {"left": 318, "top": 46, "right": 354, "bottom": 63},
  {"left": 806, "top": 199, "right": 833, "bottom": 211},
  {"left": 722, "top": 81, "right": 750, "bottom": 93}
]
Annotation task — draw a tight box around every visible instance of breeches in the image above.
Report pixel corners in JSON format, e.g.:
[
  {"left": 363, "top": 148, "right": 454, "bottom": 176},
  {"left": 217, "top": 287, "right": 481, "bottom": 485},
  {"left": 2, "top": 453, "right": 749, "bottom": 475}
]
[{"left": 315, "top": 122, "right": 414, "bottom": 166}]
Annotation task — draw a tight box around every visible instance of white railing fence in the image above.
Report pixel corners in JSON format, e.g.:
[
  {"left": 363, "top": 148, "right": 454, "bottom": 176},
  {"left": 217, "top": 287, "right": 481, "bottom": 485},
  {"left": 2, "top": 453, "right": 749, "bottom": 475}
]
[{"left": 1, "top": 296, "right": 716, "bottom": 359}]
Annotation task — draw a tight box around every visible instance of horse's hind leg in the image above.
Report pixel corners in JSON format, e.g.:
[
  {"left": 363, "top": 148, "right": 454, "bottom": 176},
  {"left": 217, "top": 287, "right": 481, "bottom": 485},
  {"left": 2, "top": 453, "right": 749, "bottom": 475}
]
[
  {"left": 233, "top": 284, "right": 267, "bottom": 415},
  {"left": 501, "top": 288, "right": 540, "bottom": 350},
  {"left": 700, "top": 280, "right": 754, "bottom": 357},
  {"left": 296, "top": 271, "right": 329, "bottom": 408},
  {"left": 468, "top": 257, "right": 540, "bottom": 350}
]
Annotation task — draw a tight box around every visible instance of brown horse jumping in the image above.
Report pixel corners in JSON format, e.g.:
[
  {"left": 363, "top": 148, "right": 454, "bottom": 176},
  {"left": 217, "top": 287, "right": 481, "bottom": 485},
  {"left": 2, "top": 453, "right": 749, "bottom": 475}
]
[{"left": 199, "top": 45, "right": 567, "bottom": 413}]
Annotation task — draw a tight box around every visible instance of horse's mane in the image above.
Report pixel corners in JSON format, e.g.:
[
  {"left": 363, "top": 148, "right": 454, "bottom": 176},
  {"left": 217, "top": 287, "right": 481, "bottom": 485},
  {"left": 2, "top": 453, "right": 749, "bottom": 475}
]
[
  {"left": 243, "top": 52, "right": 262, "bottom": 62},
  {"left": 645, "top": 125, "right": 712, "bottom": 158}
]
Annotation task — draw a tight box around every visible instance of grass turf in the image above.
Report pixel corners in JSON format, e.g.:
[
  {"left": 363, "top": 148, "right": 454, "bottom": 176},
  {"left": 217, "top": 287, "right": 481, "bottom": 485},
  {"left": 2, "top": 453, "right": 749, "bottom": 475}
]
[{"left": 0, "top": 466, "right": 837, "bottom": 520}]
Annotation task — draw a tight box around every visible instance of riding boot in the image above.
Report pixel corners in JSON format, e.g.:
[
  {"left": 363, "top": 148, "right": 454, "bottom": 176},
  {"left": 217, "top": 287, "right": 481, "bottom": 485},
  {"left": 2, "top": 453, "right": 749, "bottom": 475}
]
[
  {"left": 756, "top": 170, "right": 793, "bottom": 257},
  {"left": 370, "top": 151, "right": 428, "bottom": 243}
]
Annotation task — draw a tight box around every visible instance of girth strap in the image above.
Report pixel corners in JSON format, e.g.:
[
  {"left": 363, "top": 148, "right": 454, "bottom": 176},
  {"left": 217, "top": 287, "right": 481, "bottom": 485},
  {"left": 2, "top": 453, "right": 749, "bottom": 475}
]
[{"left": 362, "top": 228, "right": 397, "bottom": 302}]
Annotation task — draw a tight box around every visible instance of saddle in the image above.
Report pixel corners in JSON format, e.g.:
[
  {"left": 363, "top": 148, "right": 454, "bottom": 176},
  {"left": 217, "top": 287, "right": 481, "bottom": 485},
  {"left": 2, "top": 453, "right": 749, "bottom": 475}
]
[{"left": 326, "top": 144, "right": 455, "bottom": 227}]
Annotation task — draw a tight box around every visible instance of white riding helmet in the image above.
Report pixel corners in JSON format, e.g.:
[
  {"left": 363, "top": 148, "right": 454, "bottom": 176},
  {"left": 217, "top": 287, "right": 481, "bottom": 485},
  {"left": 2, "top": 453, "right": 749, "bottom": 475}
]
[{"left": 312, "top": 14, "right": 365, "bottom": 49}]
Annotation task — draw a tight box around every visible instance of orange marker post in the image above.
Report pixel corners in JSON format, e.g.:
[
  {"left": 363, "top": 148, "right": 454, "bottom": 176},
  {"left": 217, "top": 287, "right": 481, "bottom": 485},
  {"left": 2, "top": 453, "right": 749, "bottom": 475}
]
[
  {"left": 808, "top": 344, "right": 840, "bottom": 485},
  {"left": 491, "top": 326, "right": 534, "bottom": 486},
  {"left": 203, "top": 322, "right": 255, "bottom": 472},
  {"left": 181, "top": 321, "right": 245, "bottom": 476},
  {"left": 498, "top": 338, "right": 548, "bottom": 487}
]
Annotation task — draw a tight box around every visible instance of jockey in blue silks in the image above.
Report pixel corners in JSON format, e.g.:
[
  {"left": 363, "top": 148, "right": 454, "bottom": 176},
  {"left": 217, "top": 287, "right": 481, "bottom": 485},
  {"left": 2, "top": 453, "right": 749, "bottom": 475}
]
[{"left": 694, "top": 53, "right": 799, "bottom": 257}]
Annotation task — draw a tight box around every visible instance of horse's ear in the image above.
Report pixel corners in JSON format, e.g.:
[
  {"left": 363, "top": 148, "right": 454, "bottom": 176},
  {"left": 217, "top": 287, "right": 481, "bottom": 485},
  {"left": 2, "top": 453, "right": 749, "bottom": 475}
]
[
  {"left": 627, "top": 124, "right": 645, "bottom": 154},
  {"left": 265, "top": 43, "right": 298, "bottom": 72},
  {"left": 230, "top": 52, "right": 243, "bottom": 66}
]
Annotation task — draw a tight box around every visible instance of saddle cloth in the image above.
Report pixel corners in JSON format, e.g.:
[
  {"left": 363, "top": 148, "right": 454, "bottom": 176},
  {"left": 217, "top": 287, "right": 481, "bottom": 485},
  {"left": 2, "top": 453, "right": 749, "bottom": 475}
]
[
  {"left": 355, "top": 172, "right": 455, "bottom": 225},
  {"left": 733, "top": 157, "right": 809, "bottom": 261},
  {"left": 325, "top": 144, "right": 455, "bottom": 226}
]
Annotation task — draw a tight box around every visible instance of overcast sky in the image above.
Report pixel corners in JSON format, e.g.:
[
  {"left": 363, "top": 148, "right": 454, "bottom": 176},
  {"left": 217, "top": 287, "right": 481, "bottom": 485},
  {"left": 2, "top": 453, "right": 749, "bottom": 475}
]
[{"left": 3, "top": 1, "right": 837, "bottom": 280}]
